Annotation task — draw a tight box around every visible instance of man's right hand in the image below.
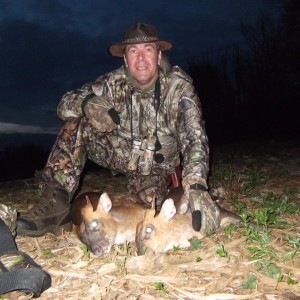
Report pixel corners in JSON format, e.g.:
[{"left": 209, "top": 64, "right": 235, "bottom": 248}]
[{"left": 83, "top": 96, "right": 120, "bottom": 132}]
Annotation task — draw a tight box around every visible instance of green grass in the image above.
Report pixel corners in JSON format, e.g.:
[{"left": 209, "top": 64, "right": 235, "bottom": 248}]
[
  {"left": 242, "top": 274, "right": 257, "bottom": 289},
  {"left": 189, "top": 236, "right": 202, "bottom": 250},
  {"left": 216, "top": 243, "right": 228, "bottom": 258},
  {"left": 153, "top": 282, "right": 168, "bottom": 293},
  {"left": 81, "top": 244, "right": 90, "bottom": 260},
  {"left": 244, "top": 164, "right": 271, "bottom": 192},
  {"left": 256, "top": 261, "right": 282, "bottom": 281},
  {"left": 209, "top": 161, "right": 300, "bottom": 290},
  {"left": 116, "top": 256, "right": 127, "bottom": 274},
  {"left": 223, "top": 223, "right": 239, "bottom": 239}
]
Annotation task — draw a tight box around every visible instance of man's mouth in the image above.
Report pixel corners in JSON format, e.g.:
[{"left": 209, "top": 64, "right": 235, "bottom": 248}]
[{"left": 136, "top": 65, "right": 148, "bottom": 71}]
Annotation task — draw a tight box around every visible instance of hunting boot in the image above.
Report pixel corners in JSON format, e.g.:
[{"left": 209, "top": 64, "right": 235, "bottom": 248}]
[{"left": 17, "top": 167, "right": 72, "bottom": 237}]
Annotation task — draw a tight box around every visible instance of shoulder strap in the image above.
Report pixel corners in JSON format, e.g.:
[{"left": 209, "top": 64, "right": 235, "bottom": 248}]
[
  {"left": 0, "top": 219, "right": 17, "bottom": 253},
  {"left": 0, "top": 219, "right": 51, "bottom": 297}
]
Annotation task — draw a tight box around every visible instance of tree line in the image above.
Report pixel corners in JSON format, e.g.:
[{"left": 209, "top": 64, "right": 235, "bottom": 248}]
[{"left": 187, "top": 0, "right": 299, "bottom": 144}]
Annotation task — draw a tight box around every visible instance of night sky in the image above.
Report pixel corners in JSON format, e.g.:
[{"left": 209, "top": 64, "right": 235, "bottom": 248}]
[{"left": 0, "top": 0, "right": 280, "bottom": 141}]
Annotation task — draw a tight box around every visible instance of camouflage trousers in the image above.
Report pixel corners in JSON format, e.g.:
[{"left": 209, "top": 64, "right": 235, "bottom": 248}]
[{"left": 45, "top": 117, "right": 168, "bottom": 208}]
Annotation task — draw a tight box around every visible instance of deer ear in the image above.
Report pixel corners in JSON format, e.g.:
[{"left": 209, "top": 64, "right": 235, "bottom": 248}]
[
  {"left": 98, "top": 192, "right": 112, "bottom": 213},
  {"left": 85, "top": 196, "right": 93, "bottom": 209},
  {"left": 151, "top": 199, "right": 155, "bottom": 209},
  {"left": 82, "top": 195, "right": 94, "bottom": 215},
  {"left": 161, "top": 198, "right": 176, "bottom": 221}
]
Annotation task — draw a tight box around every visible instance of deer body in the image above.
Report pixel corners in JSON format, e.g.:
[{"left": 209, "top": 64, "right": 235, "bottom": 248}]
[{"left": 136, "top": 198, "right": 242, "bottom": 255}]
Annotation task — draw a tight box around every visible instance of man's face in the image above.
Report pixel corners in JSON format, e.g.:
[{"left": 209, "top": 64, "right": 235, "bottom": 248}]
[{"left": 124, "top": 43, "right": 162, "bottom": 89}]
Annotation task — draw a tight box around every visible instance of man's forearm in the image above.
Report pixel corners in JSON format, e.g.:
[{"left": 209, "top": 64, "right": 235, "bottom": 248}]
[{"left": 57, "top": 87, "right": 93, "bottom": 121}]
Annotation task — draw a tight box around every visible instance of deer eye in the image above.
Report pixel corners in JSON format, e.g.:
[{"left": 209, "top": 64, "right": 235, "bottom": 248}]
[
  {"left": 89, "top": 220, "right": 100, "bottom": 231},
  {"left": 145, "top": 224, "right": 154, "bottom": 235}
]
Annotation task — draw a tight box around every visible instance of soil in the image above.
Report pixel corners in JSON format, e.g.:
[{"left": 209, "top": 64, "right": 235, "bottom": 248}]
[{"left": 0, "top": 139, "right": 299, "bottom": 300}]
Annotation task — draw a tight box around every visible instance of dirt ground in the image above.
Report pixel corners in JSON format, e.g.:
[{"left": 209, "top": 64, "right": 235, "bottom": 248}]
[{"left": 0, "top": 139, "right": 299, "bottom": 300}]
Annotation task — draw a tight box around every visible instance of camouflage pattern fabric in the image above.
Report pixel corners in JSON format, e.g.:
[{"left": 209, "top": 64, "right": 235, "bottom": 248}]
[
  {"left": 47, "top": 65, "right": 209, "bottom": 206},
  {"left": 0, "top": 204, "right": 17, "bottom": 237}
]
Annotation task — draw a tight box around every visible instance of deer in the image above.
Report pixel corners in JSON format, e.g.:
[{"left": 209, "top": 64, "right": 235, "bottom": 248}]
[
  {"left": 71, "top": 191, "right": 146, "bottom": 256},
  {"left": 71, "top": 188, "right": 242, "bottom": 256},
  {"left": 135, "top": 191, "right": 242, "bottom": 255}
]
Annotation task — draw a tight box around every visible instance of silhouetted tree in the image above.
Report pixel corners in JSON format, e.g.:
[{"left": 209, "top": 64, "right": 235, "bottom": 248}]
[
  {"left": 187, "top": 1, "right": 299, "bottom": 143},
  {"left": 233, "top": 10, "right": 299, "bottom": 139},
  {"left": 279, "top": 0, "right": 300, "bottom": 132}
]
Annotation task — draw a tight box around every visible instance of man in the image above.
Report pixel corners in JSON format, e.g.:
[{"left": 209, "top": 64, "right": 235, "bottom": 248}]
[{"left": 17, "top": 23, "right": 220, "bottom": 237}]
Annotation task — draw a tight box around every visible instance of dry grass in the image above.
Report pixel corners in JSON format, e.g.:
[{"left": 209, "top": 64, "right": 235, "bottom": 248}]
[{"left": 1, "top": 140, "right": 300, "bottom": 300}]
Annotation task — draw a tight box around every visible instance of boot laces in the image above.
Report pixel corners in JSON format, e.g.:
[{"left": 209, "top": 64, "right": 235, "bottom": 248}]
[
  {"left": 31, "top": 200, "right": 56, "bottom": 217},
  {"left": 27, "top": 182, "right": 58, "bottom": 217}
]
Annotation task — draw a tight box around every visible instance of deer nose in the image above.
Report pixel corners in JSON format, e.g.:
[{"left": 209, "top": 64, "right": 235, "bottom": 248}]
[
  {"left": 136, "top": 237, "right": 146, "bottom": 256},
  {"left": 137, "top": 246, "right": 144, "bottom": 256},
  {"left": 91, "top": 247, "right": 103, "bottom": 256}
]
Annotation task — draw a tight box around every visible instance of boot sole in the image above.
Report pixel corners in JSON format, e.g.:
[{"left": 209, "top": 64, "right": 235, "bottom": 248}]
[{"left": 17, "top": 222, "right": 73, "bottom": 237}]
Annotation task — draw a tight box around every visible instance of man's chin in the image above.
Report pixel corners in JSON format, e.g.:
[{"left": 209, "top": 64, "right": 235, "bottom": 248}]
[{"left": 133, "top": 76, "right": 156, "bottom": 89}]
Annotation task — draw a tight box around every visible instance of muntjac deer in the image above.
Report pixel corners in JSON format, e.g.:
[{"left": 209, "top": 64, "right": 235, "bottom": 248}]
[
  {"left": 71, "top": 188, "right": 241, "bottom": 256},
  {"left": 71, "top": 192, "right": 146, "bottom": 256},
  {"left": 136, "top": 195, "right": 242, "bottom": 255}
]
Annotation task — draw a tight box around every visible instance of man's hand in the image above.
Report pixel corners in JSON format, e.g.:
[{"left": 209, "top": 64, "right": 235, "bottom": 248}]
[
  {"left": 83, "top": 95, "right": 120, "bottom": 132},
  {"left": 179, "top": 188, "right": 221, "bottom": 233}
]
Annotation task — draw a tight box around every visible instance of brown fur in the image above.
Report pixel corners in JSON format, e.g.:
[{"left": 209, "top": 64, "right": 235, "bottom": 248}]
[
  {"left": 71, "top": 192, "right": 146, "bottom": 256},
  {"left": 71, "top": 188, "right": 241, "bottom": 256},
  {"left": 136, "top": 197, "right": 242, "bottom": 255}
]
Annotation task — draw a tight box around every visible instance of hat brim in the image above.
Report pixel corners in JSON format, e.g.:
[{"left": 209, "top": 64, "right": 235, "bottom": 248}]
[{"left": 109, "top": 40, "right": 173, "bottom": 57}]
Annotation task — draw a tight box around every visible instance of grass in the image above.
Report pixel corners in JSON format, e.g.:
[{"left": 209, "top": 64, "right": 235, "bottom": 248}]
[
  {"left": 223, "top": 223, "right": 238, "bottom": 239},
  {"left": 216, "top": 243, "right": 228, "bottom": 258},
  {"left": 189, "top": 236, "right": 202, "bottom": 250},
  {"left": 153, "top": 282, "right": 168, "bottom": 293},
  {"left": 244, "top": 164, "right": 271, "bottom": 192},
  {"left": 2, "top": 142, "right": 299, "bottom": 299},
  {"left": 116, "top": 256, "right": 127, "bottom": 274},
  {"left": 242, "top": 274, "right": 257, "bottom": 289},
  {"left": 256, "top": 261, "right": 282, "bottom": 281},
  {"left": 209, "top": 166, "right": 246, "bottom": 199},
  {"left": 209, "top": 163, "right": 272, "bottom": 200},
  {"left": 209, "top": 160, "right": 300, "bottom": 290},
  {"left": 81, "top": 244, "right": 90, "bottom": 260}
]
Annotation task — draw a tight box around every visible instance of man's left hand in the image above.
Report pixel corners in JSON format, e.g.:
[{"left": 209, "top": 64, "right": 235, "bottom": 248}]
[{"left": 180, "top": 189, "right": 221, "bottom": 233}]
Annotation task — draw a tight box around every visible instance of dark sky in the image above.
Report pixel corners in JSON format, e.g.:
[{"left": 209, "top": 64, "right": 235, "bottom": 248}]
[{"left": 0, "top": 0, "right": 279, "bottom": 137}]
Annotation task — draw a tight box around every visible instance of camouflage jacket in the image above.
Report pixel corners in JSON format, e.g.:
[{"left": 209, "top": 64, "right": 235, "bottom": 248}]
[{"left": 57, "top": 65, "right": 209, "bottom": 190}]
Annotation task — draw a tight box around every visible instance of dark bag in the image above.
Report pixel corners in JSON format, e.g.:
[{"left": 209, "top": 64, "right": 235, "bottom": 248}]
[{"left": 0, "top": 218, "right": 51, "bottom": 297}]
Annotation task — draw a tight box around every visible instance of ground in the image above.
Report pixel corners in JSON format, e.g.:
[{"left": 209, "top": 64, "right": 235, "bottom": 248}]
[{"left": 0, "top": 139, "right": 299, "bottom": 300}]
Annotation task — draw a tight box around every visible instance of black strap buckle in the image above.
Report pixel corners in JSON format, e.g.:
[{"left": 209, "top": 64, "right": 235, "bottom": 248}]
[{"left": 190, "top": 183, "right": 207, "bottom": 192}]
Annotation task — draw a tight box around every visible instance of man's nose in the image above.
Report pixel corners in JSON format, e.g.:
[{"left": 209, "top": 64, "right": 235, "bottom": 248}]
[{"left": 137, "top": 51, "right": 146, "bottom": 60}]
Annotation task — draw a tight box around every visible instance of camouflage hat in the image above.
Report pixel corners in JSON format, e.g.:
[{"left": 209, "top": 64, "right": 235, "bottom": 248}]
[{"left": 109, "top": 22, "right": 173, "bottom": 57}]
